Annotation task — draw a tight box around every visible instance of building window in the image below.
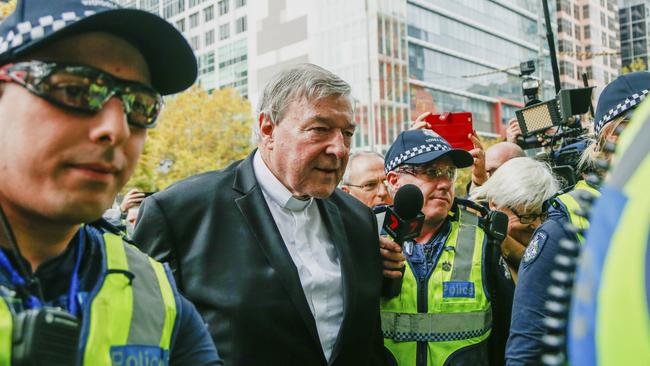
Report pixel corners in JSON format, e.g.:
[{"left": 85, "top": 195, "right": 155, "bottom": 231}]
[
  {"left": 190, "top": 35, "right": 199, "bottom": 51},
  {"left": 176, "top": 18, "right": 185, "bottom": 32},
  {"left": 600, "top": 12, "right": 606, "bottom": 27},
  {"left": 205, "top": 30, "right": 215, "bottom": 46},
  {"left": 560, "top": 60, "right": 575, "bottom": 79},
  {"left": 235, "top": 16, "right": 247, "bottom": 33},
  {"left": 163, "top": 0, "right": 185, "bottom": 18},
  {"left": 583, "top": 25, "right": 590, "bottom": 39},
  {"left": 200, "top": 52, "right": 215, "bottom": 75},
  {"left": 219, "top": 23, "right": 230, "bottom": 40},
  {"left": 575, "top": 24, "right": 581, "bottom": 40},
  {"left": 608, "top": 16, "right": 616, "bottom": 32},
  {"left": 218, "top": 0, "right": 229, "bottom": 15},
  {"left": 631, "top": 4, "right": 645, "bottom": 22},
  {"left": 574, "top": 4, "right": 580, "bottom": 19},
  {"left": 610, "top": 55, "right": 617, "bottom": 69},
  {"left": 586, "top": 65, "right": 593, "bottom": 79},
  {"left": 620, "top": 7, "right": 630, "bottom": 22},
  {"left": 204, "top": 5, "right": 214, "bottom": 22},
  {"left": 621, "top": 42, "right": 632, "bottom": 60},
  {"left": 558, "top": 39, "right": 574, "bottom": 53},
  {"left": 633, "top": 22, "right": 646, "bottom": 38},
  {"left": 189, "top": 0, "right": 202, "bottom": 7},
  {"left": 141, "top": 0, "right": 160, "bottom": 13},
  {"left": 558, "top": 18, "right": 573, "bottom": 36},
  {"left": 235, "top": 0, "right": 246, "bottom": 8},
  {"left": 189, "top": 12, "right": 199, "bottom": 28},
  {"left": 583, "top": 4, "right": 590, "bottom": 18}
]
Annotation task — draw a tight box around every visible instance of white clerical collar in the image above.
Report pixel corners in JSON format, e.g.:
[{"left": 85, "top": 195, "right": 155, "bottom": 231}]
[{"left": 253, "top": 151, "right": 312, "bottom": 212}]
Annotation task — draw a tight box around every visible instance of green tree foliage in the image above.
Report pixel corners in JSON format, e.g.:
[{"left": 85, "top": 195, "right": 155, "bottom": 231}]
[
  {"left": 127, "top": 86, "right": 254, "bottom": 191},
  {"left": 621, "top": 58, "right": 647, "bottom": 74}
]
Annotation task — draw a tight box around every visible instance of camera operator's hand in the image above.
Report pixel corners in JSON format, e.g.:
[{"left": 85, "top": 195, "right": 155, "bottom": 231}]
[
  {"left": 120, "top": 188, "right": 145, "bottom": 213},
  {"left": 380, "top": 236, "right": 405, "bottom": 279},
  {"left": 408, "top": 111, "right": 432, "bottom": 130},
  {"left": 506, "top": 118, "right": 522, "bottom": 143},
  {"left": 468, "top": 133, "right": 488, "bottom": 190}
]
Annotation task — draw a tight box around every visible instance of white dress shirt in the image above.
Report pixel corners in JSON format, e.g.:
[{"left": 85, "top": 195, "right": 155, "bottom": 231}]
[{"left": 253, "top": 151, "right": 344, "bottom": 361}]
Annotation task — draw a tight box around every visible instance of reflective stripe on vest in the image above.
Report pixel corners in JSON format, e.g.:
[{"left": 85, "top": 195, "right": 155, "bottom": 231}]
[
  {"left": 0, "top": 231, "right": 177, "bottom": 366},
  {"left": 381, "top": 308, "right": 492, "bottom": 342},
  {"left": 82, "top": 232, "right": 177, "bottom": 364},
  {"left": 451, "top": 212, "right": 478, "bottom": 282},
  {"left": 381, "top": 209, "right": 491, "bottom": 366}
]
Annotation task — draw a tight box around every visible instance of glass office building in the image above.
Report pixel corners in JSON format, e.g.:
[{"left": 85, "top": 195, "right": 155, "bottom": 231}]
[
  {"left": 619, "top": 0, "right": 650, "bottom": 71},
  {"left": 406, "top": 0, "right": 554, "bottom": 135}
]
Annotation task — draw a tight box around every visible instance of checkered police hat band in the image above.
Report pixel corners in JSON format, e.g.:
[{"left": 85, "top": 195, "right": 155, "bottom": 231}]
[
  {"left": 0, "top": 11, "right": 97, "bottom": 54},
  {"left": 596, "top": 89, "right": 649, "bottom": 134},
  {"left": 385, "top": 143, "right": 450, "bottom": 173}
]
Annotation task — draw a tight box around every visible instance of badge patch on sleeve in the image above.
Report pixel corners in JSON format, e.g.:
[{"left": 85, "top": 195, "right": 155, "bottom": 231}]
[
  {"left": 443, "top": 281, "right": 475, "bottom": 298},
  {"left": 522, "top": 231, "right": 548, "bottom": 267}
]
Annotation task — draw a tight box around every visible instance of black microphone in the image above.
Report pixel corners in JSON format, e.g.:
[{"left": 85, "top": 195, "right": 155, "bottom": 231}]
[{"left": 382, "top": 184, "right": 424, "bottom": 298}]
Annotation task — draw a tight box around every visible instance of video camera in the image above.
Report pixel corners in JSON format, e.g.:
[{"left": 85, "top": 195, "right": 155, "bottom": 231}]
[{"left": 514, "top": 60, "right": 594, "bottom": 188}]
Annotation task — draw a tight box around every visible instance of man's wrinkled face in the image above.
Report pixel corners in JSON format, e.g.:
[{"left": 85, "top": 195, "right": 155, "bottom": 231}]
[
  {"left": 0, "top": 32, "right": 150, "bottom": 223},
  {"left": 259, "top": 95, "right": 355, "bottom": 198},
  {"left": 342, "top": 155, "right": 392, "bottom": 208},
  {"left": 388, "top": 156, "right": 456, "bottom": 226}
]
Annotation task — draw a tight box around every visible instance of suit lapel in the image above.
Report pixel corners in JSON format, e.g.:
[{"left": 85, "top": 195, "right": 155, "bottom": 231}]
[
  {"left": 318, "top": 197, "right": 357, "bottom": 364},
  {"left": 232, "top": 152, "right": 322, "bottom": 351}
]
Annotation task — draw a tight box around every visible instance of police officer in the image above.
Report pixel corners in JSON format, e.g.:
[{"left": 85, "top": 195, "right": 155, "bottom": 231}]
[
  {"left": 0, "top": 0, "right": 221, "bottom": 364},
  {"left": 568, "top": 83, "right": 650, "bottom": 366},
  {"left": 380, "top": 129, "right": 493, "bottom": 365},
  {"left": 506, "top": 72, "right": 650, "bottom": 365}
]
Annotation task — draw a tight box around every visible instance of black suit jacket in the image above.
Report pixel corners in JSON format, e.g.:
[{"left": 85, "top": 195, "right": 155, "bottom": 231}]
[{"left": 133, "top": 152, "right": 388, "bottom": 366}]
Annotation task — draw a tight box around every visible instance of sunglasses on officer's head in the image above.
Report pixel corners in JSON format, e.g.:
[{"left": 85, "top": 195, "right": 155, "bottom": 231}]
[{"left": 0, "top": 60, "right": 163, "bottom": 129}]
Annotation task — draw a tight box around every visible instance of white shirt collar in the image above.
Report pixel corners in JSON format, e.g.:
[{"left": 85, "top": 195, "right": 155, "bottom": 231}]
[{"left": 253, "top": 150, "right": 312, "bottom": 212}]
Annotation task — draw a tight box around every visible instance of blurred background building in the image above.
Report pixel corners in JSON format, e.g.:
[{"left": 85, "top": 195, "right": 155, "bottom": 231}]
[
  {"left": 556, "top": 0, "right": 620, "bottom": 90},
  {"left": 117, "top": 0, "right": 624, "bottom": 152},
  {"left": 619, "top": 0, "right": 650, "bottom": 71}
]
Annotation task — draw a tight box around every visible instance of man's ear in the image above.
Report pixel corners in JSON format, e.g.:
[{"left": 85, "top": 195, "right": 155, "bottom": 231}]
[
  {"left": 258, "top": 112, "right": 275, "bottom": 145},
  {"left": 386, "top": 171, "right": 400, "bottom": 192},
  {"left": 488, "top": 201, "right": 497, "bottom": 210},
  {"left": 340, "top": 185, "right": 350, "bottom": 194}
]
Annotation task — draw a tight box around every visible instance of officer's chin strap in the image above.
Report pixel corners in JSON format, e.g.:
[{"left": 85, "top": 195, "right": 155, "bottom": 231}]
[
  {"left": 0, "top": 204, "right": 45, "bottom": 303},
  {"left": 539, "top": 152, "right": 611, "bottom": 365}
]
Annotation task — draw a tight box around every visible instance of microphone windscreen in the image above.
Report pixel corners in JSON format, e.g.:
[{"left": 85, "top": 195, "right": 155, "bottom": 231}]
[{"left": 393, "top": 184, "right": 424, "bottom": 220}]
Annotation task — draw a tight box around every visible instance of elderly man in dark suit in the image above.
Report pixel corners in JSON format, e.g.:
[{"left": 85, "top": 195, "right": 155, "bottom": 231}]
[{"left": 134, "top": 64, "right": 393, "bottom": 366}]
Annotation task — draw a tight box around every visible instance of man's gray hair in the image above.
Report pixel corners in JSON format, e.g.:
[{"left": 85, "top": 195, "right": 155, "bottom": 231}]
[
  {"left": 471, "top": 157, "right": 559, "bottom": 212},
  {"left": 257, "top": 63, "right": 352, "bottom": 125},
  {"left": 342, "top": 151, "right": 384, "bottom": 184}
]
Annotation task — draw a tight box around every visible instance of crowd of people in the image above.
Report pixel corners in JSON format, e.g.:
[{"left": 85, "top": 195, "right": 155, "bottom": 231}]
[{"left": 0, "top": 1, "right": 648, "bottom": 366}]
